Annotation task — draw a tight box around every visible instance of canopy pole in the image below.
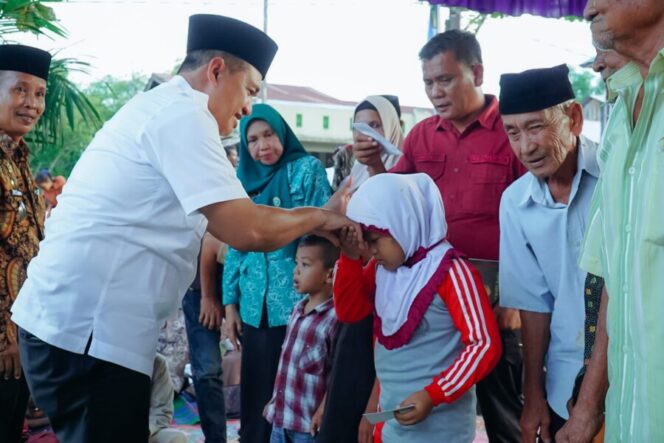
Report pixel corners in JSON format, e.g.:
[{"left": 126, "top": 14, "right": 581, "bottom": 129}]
[{"left": 445, "top": 7, "right": 462, "bottom": 30}]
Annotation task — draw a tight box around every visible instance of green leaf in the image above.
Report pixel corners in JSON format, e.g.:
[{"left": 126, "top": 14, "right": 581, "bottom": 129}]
[
  {"left": 28, "top": 56, "right": 103, "bottom": 149},
  {"left": 0, "top": 0, "right": 66, "bottom": 38}
]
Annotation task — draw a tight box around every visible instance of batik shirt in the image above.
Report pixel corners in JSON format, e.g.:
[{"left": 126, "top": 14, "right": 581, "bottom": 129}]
[{"left": 0, "top": 134, "right": 44, "bottom": 352}]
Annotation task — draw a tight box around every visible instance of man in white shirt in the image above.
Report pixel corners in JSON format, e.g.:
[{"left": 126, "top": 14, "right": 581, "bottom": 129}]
[{"left": 11, "top": 14, "right": 353, "bottom": 443}]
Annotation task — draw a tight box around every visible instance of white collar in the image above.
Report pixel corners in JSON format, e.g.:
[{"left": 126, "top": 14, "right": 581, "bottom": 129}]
[{"left": 170, "top": 75, "right": 210, "bottom": 109}]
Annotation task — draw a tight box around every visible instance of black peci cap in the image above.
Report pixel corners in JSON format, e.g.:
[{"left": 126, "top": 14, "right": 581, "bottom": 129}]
[
  {"left": 187, "top": 14, "right": 278, "bottom": 79},
  {"left": 499, "top": 64, "right": 575, "bottom": 115},
  {"left": 0, "top": 44, "right": 51, "bottom": 81}
]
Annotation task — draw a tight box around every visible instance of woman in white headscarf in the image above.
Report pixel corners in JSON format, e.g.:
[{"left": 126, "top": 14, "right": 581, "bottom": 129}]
[{"left": 333, "top": 95, "right": 404, "bottom": 193}]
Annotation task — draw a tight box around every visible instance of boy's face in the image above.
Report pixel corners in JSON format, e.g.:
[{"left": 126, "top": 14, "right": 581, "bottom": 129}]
[
  {"left": 38, "top": 179, "right": 53, "bottom": 191},
  {"left": 293, "top": 245, "right": 332, "bottom": 295},
  {"left": 364, "top": 231, "right": 405, "bottom": 272}
]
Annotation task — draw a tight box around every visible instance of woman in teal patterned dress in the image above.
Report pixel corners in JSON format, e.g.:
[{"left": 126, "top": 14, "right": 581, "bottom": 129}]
[{"left": 223, "top": 104, "right": 331, "bottom": 443}]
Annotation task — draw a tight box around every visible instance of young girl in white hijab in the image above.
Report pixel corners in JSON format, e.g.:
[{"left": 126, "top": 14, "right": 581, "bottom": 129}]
[{"left": 335, "top": 173, "right": 501, "bottom": 442}]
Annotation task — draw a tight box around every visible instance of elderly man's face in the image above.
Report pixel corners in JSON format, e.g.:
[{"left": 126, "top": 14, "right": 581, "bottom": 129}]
[
  {"left": 502, "top": 103, "right": 583, "bottom": 179},
  {"left": 584, "top": 0, "right": 664, "bottom": 51},
  {"left": 593, "top": 48, "right": 630, "bottom": 82},
  {"left": 0, "top": 71, "right": 46, "bottom": 141}
]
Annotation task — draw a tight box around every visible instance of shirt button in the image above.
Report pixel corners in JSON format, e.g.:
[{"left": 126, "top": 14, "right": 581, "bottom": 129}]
[
  {"left": 628, "top": 167, "right": 636, "bottom": 175},
  {"left": 625, "top": 224, "right": 632, "bottom": 233},
  {"left": 453, "top": 167, "right": 459, "bottom": 173},
  {"left": 623, "top": 284, "right": 628, "bottom": 292}
]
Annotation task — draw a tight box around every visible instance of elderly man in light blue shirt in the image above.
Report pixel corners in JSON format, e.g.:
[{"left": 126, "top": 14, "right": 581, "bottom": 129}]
[{"left": 496, "top": 65, "right": 598, "bottom": 442}]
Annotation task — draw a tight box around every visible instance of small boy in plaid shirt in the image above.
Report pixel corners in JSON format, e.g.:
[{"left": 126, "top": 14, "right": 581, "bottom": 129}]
[{"left": 264, "top": 235, "right": 339, "bottom": 442}]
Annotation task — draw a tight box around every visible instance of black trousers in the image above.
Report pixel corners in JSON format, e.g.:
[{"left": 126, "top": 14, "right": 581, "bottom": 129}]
[
  {"left": 476, "top": 329, "right": 524, "bottom": 443},
  {"left": 0, "top": 374, "right": 29, "bottom": 443},
  {"left": 317, "top": 317, "right": 375, "bottom": 443},
  {"left": 239, "top": 322, "right": 287, "bottom": 443},
  {"left": 18, "top": 328, "right": 151, "bottom": 443}
]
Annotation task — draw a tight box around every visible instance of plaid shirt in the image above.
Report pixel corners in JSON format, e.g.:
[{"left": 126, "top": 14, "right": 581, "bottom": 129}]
[{"left": 264, "top": 297, "right": 337, "bottom": 433}]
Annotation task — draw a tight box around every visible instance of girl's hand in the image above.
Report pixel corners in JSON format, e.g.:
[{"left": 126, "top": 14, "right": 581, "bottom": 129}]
[
  {"left": 357, "top": 415, "right": 374, "bottom": 443},
  {"left": 339, "top": 226, "right": 365, "bottom": 259},
  {"left": 395, "top": 390, "right": 434, "bottom": 426}
]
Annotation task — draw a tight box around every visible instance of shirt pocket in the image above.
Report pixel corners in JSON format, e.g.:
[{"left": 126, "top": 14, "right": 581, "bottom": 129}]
[
  {"left": 643, "top": 138, "right": 664, "bottom": 246},
  {"left": 460, "top": 155, "right": 511, "bottom": 215},
  {"left": 297, "top": 344, "right": 325, "bottom": 376},
  {"left": 467, "top": 154, "right": 511, "bottom": 183},
  {"left": 413, "top": 153, "right": 447, "bottom": 181}
]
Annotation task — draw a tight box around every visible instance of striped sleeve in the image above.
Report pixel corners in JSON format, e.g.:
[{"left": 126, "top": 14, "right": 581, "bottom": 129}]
[{"left": 424, "top": 258, "right": 502, "bottom": 406}]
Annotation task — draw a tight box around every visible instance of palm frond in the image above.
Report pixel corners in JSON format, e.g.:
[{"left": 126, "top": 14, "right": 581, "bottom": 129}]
[
  {"left": 28, "top": 57, "right": 103, "bottom": 149},
  {"left": 0, "top": 0, "right": 66, "bottom": 39}
]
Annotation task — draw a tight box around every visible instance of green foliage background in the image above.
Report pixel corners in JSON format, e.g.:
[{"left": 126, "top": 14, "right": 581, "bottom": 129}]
[{"left": 29, "top": 74, "right": 147, "bottom": 176}]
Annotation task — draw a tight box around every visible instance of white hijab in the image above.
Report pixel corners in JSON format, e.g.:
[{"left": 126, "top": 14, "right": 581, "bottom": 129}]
[
  {"left": 348, "top": 95, "right": 404, "bottom": 192},
  {"left": 347, "top": 173, "right": 452, "bottom": 338}
]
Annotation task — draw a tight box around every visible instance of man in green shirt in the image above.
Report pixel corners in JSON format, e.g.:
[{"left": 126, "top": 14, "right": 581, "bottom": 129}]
[{"left": 557, "top": 1, "right": 664, "bottom": 442}]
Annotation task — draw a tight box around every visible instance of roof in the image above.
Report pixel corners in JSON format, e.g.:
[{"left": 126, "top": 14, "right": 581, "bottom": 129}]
[
  {"left": 582, "top": 93, "right": 606, "bottom": 105},
  {"left": 265, "top": 83, "right": 355, "bottom": 105},
  {"left": 144, "top": 73, "right": 432, "bottom": 113},
  {"left": 144, "top": 73, "right": 172, "bottom": 91}
]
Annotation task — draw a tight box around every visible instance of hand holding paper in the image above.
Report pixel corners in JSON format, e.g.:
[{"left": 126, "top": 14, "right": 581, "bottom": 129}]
[
  {"left": 395, "top": 390, "right": 435, "bottom": 426},
  {"left": 352, "top": 122, "right": 403, "bottom": 156},
  {"left": 362, "top": 404, "right": 416, "bottom": 424}
]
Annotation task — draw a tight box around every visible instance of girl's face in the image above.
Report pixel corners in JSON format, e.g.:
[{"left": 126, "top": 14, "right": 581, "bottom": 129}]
[
  {"left": 353, "top": 109, "right": 384, "bottom": 142},
  {"left": 364, "top": 231, "right": 405, "bottom": 271},
  {"left": 246, "top": 119, "right": 284, "bottom": 166}
]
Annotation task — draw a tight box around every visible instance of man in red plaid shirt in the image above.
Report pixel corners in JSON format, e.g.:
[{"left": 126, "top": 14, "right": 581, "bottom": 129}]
[{"left": 264, "top": 235, "right": 339, "bottom": 442}]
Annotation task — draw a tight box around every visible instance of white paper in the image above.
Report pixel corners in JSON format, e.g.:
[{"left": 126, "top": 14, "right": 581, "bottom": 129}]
[
  {"left": 362, "top": 405, "right": 415, "bottom": 424},
  {"left": 352, "top": 122, "right": 403, "bottom": 156}
]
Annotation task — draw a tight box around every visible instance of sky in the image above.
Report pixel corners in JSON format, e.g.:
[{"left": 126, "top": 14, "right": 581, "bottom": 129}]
[{"left": 11, "top": 0, "right": 598, "bottom": 108}]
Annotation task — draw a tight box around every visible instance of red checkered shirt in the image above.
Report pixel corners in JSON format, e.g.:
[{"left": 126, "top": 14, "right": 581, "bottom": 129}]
[{"left": 264, "top": 297, "right": 338, "bottom": 433}]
